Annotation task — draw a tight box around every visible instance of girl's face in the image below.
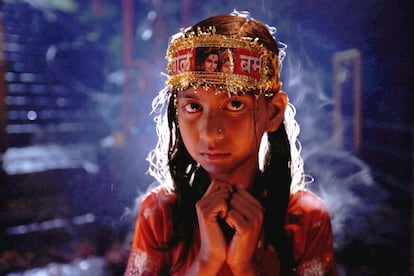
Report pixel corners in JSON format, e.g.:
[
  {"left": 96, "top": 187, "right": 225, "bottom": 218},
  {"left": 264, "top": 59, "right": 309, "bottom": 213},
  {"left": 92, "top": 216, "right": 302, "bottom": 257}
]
[
  {"left": 220, "top": 60, "right": 233, "bottom": 73},
  {"left": 176, "top": 87, "right": 284, "bottom": 187},
  {"left": 202, "top": 54, "right": 219, "bottom": 72}
]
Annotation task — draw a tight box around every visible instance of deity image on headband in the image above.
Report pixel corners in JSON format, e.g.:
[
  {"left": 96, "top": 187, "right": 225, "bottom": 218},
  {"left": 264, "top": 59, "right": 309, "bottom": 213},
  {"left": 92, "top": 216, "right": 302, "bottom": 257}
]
[
  {"left": 219, "top": 48, "right": 235, "bottom": 74},
  {"left": 195, "top": 47, "right": 220, "bottom": 72}
]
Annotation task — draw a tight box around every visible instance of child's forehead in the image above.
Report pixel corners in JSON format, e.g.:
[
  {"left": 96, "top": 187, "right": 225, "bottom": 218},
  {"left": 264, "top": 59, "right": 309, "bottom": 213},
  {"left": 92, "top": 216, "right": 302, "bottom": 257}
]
[{"left": 176, "top": 87, "right": 256, "bottom": 99}]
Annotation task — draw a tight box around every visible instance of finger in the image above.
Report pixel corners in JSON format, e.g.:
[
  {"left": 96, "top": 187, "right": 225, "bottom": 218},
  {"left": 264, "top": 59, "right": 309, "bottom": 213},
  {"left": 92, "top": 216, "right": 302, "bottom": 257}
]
[
  {"left": 229, "top": 200, "right": 260, "bottom": 226},
  {"left": 197, "top": 191, "right": 230, "bottom": 222},
  {"left": 224, "top": 209, "right": 249, "bottom": 233},
  {"left": 199, "top": 180, "right": 232, "bottom": 216},
  {"left": 228, "top": 192, "right": 263, "bottom": 227},
  {"left": 230, "top": 190, "right": 263, "bottom": 216},
  {"left": 198, "top": 187, "right": 232, "bottom": 208},
  {"left": 210, "top": 179, "right": 233, "bottom": 192},
  {"left": 204, "top": 179, "right": 233, "bottom": 196},
  {"left": 197, "top": 191, "right": 231, "bottom": 220},
  {"left": 230, "top": 193, "right": 262, "bottom": 215},
  {"left": 197, "top": 194, "right": 229, "bottom": 215}
]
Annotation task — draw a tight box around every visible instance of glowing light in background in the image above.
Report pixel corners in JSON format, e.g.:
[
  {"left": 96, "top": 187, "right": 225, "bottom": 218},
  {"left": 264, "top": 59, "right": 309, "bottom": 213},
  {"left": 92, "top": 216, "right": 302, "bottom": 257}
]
[
  {"left": 27, "top": 110, "right": 37, "bottom": 120},
  {"left": 24, "top": 0, "right": 78, "bottom": 13}
]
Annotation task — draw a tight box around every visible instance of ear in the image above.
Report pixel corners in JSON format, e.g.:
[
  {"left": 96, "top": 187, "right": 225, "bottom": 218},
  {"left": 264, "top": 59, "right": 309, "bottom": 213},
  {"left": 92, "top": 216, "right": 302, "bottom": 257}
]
[{"left": 266, "top": 91, "right": 288, "bottom": 132}]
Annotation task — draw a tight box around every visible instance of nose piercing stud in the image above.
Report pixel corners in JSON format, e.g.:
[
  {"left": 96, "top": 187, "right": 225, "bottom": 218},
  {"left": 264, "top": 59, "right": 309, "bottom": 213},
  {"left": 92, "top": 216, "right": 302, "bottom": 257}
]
[{"left": 217, "top": 128, "right": 223, "bottom": 134}]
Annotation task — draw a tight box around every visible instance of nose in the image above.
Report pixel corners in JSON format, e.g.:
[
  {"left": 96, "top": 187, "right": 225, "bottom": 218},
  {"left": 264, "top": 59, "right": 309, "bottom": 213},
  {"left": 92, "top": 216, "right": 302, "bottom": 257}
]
[{"left": 198, "top": 110, "right": 224, "bottom": 143}]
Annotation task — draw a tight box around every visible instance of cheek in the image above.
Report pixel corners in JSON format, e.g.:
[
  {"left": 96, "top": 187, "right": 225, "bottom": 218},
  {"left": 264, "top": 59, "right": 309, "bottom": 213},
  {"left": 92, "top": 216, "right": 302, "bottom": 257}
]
[
  {"left": 177, "top": 117, "right": 197, "bottom": 144},
  {"left": 230, "top": 111, "right": 266, "bottom": 134}
]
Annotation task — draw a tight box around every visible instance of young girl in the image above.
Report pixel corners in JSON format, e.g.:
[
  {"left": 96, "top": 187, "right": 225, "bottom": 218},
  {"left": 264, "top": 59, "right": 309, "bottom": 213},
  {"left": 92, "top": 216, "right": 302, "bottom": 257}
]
[{"left": 125, "top": 11, "right": 337, "bottom": 275}]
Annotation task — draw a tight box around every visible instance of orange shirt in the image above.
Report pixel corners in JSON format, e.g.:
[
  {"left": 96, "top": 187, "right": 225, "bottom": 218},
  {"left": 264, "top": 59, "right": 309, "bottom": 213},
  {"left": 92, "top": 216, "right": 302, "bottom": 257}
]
[{"left": 125, "top": 186, "right": 337, "bottom": 275}]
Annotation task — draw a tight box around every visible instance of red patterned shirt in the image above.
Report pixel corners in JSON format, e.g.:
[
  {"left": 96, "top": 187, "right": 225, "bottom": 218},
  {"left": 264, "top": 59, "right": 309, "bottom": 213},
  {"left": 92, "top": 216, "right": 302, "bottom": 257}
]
[{"left": 125, "top": 186, "right": 337, "bottom": 275}]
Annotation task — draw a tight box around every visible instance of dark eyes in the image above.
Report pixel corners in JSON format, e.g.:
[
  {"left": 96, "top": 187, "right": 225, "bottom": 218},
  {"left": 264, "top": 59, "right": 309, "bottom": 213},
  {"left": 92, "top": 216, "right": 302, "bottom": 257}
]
[
  {"left": 226, "top": 100, "right": 244, "bottom": 111},
  {"left": 183, "top": 102, "right": 202, "bottom": 113},
  {"left": 182, "top": 100, "right": 244, "bottom": 113}
]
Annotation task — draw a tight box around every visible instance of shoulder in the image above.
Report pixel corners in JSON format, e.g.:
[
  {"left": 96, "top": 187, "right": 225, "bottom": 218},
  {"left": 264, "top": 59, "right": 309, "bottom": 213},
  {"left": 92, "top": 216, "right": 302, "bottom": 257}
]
[
  {"left": 138, "top": 185, "right": 177, "bottom": 220},
  {"left": 286, "top": 190, "right": 337, "bottom": 274},
  {"left": 128, "top": 186, "right": 177, "bottom": 274},
  {"left": 288, "top": 189, "right": 330, "bottom": 220},
  {"left": 140, "top": 185, "right": 176, "bottom": 209},
  {"left": 286, "top": 189, "right": 332, "bottom": 241},
  {"left": 132, "top": 185, "right": 177, "bottom": 244}
]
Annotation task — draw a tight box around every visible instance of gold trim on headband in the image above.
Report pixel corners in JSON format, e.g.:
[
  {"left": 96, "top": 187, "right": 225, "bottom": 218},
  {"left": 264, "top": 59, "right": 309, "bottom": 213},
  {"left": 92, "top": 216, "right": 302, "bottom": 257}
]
[{"left": 166, "top": 28, "right": 281, "bottom": 96}]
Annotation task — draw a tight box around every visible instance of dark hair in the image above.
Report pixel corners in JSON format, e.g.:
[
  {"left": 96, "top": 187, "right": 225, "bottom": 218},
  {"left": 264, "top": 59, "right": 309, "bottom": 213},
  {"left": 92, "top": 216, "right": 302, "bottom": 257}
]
[{"left": 164, "top": 14, "right": 295, "bottom": 273}]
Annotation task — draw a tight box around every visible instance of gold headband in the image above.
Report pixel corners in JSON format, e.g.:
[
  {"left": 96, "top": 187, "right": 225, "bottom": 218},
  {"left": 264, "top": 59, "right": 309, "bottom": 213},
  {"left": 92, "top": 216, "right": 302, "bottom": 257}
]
[{"left": 166, "top": 27, "right": 281, "bottom": 97}]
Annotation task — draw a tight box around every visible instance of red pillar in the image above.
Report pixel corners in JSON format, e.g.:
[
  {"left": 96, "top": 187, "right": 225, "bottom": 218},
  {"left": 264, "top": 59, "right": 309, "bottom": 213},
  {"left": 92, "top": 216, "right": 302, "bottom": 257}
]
[
  {"left": 122, "top": 0, "right": 133, "bottom": 132},
  {"left": 92, "top": 0, "right": 103, "bottom": 18}
]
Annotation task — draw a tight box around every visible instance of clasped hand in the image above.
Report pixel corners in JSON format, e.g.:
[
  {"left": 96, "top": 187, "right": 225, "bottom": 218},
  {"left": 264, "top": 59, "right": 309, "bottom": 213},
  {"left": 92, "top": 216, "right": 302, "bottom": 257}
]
[{"left": 194, "top": 179, "right": 264, "bottom": 274}]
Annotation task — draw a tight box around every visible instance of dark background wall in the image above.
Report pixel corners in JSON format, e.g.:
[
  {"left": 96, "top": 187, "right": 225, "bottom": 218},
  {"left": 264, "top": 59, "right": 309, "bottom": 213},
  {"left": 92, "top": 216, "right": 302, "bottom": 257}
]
[{"left": 0, "top": 0, "right": 412, "bottom": 274}]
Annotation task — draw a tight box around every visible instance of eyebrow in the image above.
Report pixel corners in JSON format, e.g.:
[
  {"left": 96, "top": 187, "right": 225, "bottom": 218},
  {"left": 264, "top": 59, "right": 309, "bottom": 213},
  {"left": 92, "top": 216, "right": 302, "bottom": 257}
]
[
  {"left": 176, "top": 90, "right": 252, "bottom": 101},
  {"left": 176, "top": 92, "right": 204, "bottom": 102}
]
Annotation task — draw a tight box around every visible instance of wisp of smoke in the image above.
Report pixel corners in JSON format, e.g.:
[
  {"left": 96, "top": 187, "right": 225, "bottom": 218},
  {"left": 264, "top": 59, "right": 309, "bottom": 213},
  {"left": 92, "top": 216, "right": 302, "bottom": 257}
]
[{"left": 283, "top": 47, "right": 396, "bottom": 252}]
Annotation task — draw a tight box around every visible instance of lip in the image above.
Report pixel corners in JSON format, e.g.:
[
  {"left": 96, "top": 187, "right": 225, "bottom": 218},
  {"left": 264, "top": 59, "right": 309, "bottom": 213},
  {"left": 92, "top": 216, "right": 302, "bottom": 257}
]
[{"left": 200, "top": 152, "right": 230, "bottom": 161}]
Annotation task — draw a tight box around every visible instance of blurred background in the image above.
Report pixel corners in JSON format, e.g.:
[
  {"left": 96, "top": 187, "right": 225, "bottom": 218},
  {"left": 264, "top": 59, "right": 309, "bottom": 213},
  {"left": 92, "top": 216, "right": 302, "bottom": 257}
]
[{"left": 0, "top": 0, "right": 412, "bottom": 275}]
